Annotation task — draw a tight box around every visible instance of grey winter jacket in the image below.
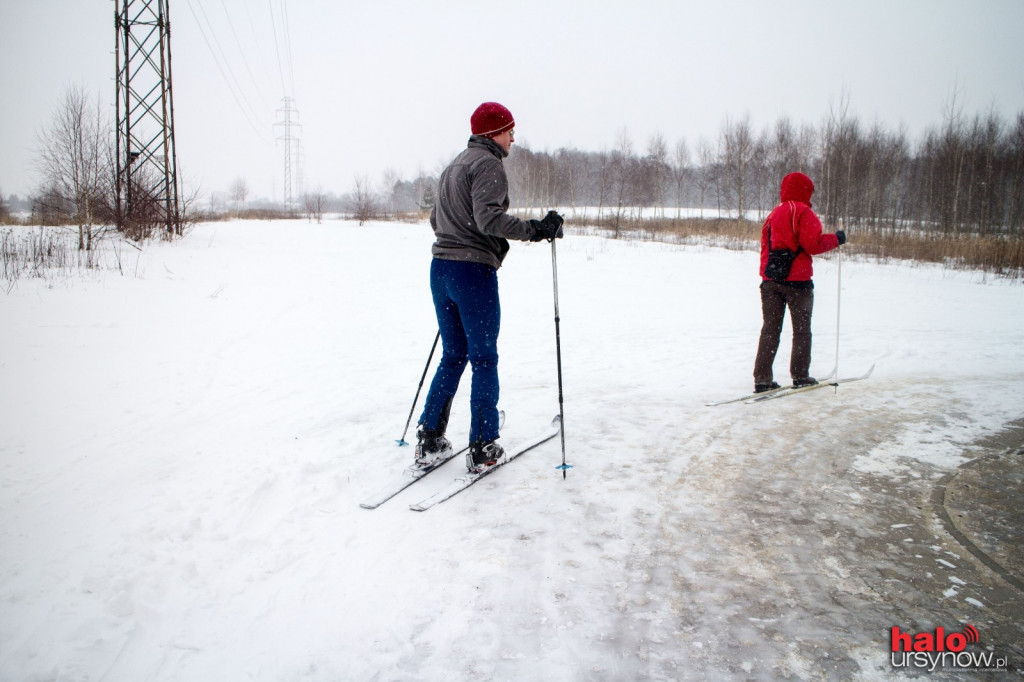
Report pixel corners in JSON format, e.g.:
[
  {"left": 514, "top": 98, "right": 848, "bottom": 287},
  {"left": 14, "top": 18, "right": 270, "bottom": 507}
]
[{"left": 430, "top": 135, "right": 536, "bottom": 269}]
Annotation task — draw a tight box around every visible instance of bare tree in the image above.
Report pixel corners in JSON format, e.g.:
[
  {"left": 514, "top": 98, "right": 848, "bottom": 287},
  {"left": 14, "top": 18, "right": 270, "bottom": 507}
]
[
  {"left": 382, "top": 168, "right": 401, "bottom": 218},
  {"left": 559, "top": 149, "right": 587, "bottom": 212},
  {"left": 1009, "top": 113, "right": 1024, "bottom": 235},
  {"left": 35, "top": 84, "right": 113, "bottom": 250},
  {"left": 304, "top": 186, "right": 328, "bottom": 224},
  {"left": 766, "top": 116, "right": 800, "bottom": 206},
  {"left": 750, "top": 128, "right": 770, "bottom": 217},
  {"left": 349, "top": 176, "right": 381, "bottom": 225},
  {"left": 646, "top": 133, "right": 669, "bottom": 218},
  {"left": 820, "top": 92, "right": 861, "bottom": 226},
  {"left": 672, "top": 139, "right": 690, "bottom": 218},
  {"left": 593, "top": 150, "right": 612, "bottom": 222},
  {"left": 720, "top": 115, "right": 755, "bottom": 221},
  {"left": 936, "top": 87, "right": 968, "bottom": 233},
  {"left": 696, "top": 137, "right": 716, "bottom": 219},
  {"left": 229, "top": 177, "right": 249, "bottom": 217},
  {"left": 612, "top": 128, "right": 635, "bottom": 229}
]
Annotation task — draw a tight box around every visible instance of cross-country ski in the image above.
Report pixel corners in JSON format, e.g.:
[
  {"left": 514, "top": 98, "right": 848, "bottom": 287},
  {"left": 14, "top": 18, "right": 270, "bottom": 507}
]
[
  {"left": 705, "top": 367, "right": 838, "bottom": 406},
  {"left": 409, "top": 416, "right": 562, "bottom": 512},
  {"left": 360, "top": 412, "right": 505, "bottom": 509},
  {"left": 745, "top": 364, "right": 875, "bottom": 403}
]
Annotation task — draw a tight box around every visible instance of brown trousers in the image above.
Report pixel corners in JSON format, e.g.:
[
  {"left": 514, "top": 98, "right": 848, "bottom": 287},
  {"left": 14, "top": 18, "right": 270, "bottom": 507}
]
[{"left": 754, "top": 281, "right": 814, "bottom": 384}]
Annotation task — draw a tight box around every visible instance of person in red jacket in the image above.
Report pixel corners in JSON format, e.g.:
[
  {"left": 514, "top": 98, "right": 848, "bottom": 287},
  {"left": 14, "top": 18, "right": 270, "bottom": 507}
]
[{"left": 753, "top": 172, "right": 846, "bottom": 392}]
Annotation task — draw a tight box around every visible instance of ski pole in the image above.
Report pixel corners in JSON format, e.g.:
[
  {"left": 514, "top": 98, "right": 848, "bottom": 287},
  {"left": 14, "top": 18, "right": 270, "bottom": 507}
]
[
  {"left": 550, "top": 237, "right": 570, "bottom": 478},
  {"left": 834, "top": 220, "right": 843, "bottom": 394},
  {"left": 396, "top": 330, "right": 440, "bottom": 446}
]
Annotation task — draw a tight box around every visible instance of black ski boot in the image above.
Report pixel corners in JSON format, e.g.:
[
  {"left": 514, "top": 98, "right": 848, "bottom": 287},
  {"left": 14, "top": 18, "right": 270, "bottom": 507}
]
[
  {"left": 414, "top": 427, "right": 452, "bottom": 467},
  {"left": 754, "top": 381, "right": 781, "bottom": 393},
  {"left": 466, "top": 439, "right": 504, "bottom": 474},
  {"left": 415, "top": 399, "right": 454, "bottom": 467},
  {"left": 793, "top": 376, "right": 818, "bottom": 388}
]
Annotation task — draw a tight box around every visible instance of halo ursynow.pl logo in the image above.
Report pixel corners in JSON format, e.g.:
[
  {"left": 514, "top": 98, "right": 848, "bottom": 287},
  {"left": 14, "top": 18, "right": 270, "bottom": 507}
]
[{"left": 890, "top": 624, "right": 1006, "bottom": 672}]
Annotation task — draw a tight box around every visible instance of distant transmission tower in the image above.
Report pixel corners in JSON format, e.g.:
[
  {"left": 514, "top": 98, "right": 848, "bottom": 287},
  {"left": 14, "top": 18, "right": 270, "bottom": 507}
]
[
  {"left": 275, "top": 97, "right": 301, "bottom": 213},
  {"left": 115, "top": 0, "right": 181, "bottom": 235}
]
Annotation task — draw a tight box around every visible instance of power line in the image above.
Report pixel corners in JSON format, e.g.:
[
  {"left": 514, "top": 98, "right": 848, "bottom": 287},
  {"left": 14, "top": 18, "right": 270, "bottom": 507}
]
[
  {"left": 267, "top": 0, "right": 288, "bottom": 97},
  {"left": 218, "top": 0, "right": 274, "bottom": 114},
  {"left": 184, "top": 0, "right": 272, "bottom": 144},
  {"left": 241, "top": 1, "right": 274, "bottom": 80},
  {"left": 280, "top": 0, "right": 296, "bottom": 99},
  {"left": 188, "top": 1, "right": 253, "bottom": 112}
]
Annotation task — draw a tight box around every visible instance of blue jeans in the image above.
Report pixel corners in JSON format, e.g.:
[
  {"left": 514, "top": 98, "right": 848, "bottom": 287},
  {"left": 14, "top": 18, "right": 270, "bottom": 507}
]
[{"left": 419, "top": 259, "right": 501, "bottom": 444}]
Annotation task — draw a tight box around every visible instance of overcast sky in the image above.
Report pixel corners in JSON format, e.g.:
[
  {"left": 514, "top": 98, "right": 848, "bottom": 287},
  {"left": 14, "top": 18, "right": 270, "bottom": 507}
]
[{"left": 1, "top": 0, "right": 1022, "bottom": 203}]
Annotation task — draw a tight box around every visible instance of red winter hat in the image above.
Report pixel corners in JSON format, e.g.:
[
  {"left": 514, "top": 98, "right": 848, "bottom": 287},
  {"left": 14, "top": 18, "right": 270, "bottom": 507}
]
[
  {"left": 471, "top": 102, "right": 515, "bottom": 137},
  {"left": 780, "top": 172, "right": 814, "bottom": 204}
]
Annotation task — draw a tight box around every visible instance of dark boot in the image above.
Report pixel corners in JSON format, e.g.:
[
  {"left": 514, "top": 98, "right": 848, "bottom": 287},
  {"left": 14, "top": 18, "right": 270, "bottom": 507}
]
[
  {"left": 415, "top": 427, "right": 452, "bottom": 467},
  {"left": 466, "top": 439, "right": 504, "bottom": 474}
]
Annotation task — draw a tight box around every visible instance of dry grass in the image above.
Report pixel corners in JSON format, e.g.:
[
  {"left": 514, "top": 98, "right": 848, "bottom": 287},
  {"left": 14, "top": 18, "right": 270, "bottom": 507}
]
[
  {"left": 2, "top": 226, "right": 82, "bottom": 291},
  {"left": 0, "top": 226, "right": 142, "bottom": 291},
  {"left": 572, "top": 215, "right": 1024, "bottom": 279},
  {"left": 852, "top": 229, "right": 1024, "bottom": 276}
]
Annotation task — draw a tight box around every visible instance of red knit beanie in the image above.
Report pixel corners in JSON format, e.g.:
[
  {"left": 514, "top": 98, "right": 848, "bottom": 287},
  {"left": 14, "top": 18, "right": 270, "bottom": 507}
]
[
  {"left": 470, "top": 102, "right": 515, "bottom": 137},
  {"left": 780, "top": 172, "right": 814, "bottom": 204}
]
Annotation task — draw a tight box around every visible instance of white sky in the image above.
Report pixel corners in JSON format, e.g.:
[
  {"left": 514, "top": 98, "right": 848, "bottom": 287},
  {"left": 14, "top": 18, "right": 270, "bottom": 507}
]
[{"left": 1, "top": 0, "right": 1022, "bottom": 203}]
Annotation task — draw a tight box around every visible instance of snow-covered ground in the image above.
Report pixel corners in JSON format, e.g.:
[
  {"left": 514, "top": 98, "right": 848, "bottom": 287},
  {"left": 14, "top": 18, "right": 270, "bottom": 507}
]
[{"left": 1, "top": 220, "right": 1022, "bottom": 681}]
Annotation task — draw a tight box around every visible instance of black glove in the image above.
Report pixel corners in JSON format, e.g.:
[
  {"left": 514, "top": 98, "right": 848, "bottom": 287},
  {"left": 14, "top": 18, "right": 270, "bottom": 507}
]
[
  {"left": 836, "top": 229, "right": 847, "bottom": 245},
  {"left": 529, "top": 210, "right": 565, "bottom": 242}
]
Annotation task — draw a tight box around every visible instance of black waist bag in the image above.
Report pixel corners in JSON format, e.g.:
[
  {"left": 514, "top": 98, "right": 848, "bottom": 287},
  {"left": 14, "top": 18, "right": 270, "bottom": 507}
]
[
  {"left": 765, "top": 244, "right": 799, "bottom": 281},
  {"left": 764, "top": 202, "right": 801, "bottom": 282}
]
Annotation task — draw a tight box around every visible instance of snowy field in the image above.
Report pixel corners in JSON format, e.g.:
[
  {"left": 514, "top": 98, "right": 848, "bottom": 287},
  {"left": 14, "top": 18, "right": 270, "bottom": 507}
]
[{"left": 1, "top": 220, "right": 1023, "bottom": 681}]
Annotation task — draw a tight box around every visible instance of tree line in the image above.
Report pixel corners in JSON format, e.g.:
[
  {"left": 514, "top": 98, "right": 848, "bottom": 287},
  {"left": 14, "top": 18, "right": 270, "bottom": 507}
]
[
  {"left": 12, "top": 85, "right": 1024, "bottom": 244},
  {"left": 79, "top": 96, "right": 1023, "bottom": 242},
  {"left": 498, "top": 103, "right": 1024, "bottom": 237}
]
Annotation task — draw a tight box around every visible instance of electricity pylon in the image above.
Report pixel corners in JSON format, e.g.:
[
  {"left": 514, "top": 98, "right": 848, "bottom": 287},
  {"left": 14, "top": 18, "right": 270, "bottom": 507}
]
[
  {"left": 275, "top": 97, "right": 301, "bottom": 214},
  {"left": 115, "top": 0, "right": 181, "bottom": 235}
]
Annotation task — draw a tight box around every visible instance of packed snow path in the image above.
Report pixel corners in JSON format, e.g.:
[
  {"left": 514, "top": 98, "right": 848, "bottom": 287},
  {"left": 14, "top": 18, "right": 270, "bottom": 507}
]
[{"left": 1, "top": 221, "right": 1022, "bottom": 680}]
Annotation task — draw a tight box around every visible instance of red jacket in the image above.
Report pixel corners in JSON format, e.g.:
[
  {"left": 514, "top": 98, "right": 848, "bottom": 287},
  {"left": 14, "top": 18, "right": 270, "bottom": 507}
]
[{"left": 759, "top": 174, "right": 839, "bottom": 281}]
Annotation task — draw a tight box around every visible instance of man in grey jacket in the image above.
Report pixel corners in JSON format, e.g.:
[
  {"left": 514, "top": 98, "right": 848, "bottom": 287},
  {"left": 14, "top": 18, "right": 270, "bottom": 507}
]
[{"left": 416, "top": 102, "right": 564, "bottom": 474}]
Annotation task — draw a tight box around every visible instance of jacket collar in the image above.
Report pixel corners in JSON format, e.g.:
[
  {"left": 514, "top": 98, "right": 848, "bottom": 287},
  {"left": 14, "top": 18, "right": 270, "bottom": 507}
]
[{"left": 468, "top": 134, "right": 508, "bottom": 159}]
